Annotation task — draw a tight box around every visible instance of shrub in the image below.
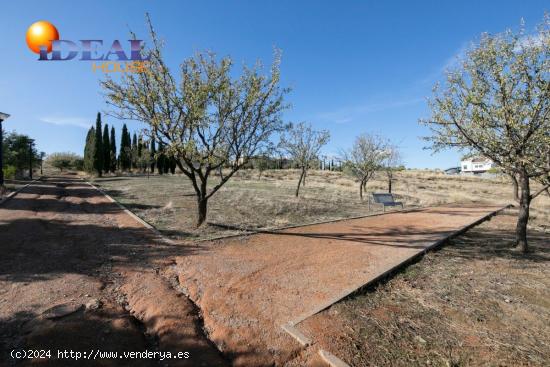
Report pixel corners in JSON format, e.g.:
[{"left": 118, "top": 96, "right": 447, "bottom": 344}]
[
  {"left": 46, "top": 152, "right": 84, "bottom": 172},
  {"left": 2, "top": 165, "right": 17, "bottom": 179}
]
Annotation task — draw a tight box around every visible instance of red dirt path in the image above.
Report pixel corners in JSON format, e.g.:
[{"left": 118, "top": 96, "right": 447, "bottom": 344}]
[
  {"left": 173, "top": 205, "right": 503, "bottom": 366},
  {"left": 0, "top": 176, "right": 226, "bottom": 366}
]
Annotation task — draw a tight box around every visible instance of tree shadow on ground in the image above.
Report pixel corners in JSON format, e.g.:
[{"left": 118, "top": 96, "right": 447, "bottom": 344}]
[
  {"left": 443, "top": 211, "right": 550, "bottom": 263},
  {"left": 0, "top": 217, "right": 211, "bottom": 283},
  {"left": 0, "top": 306, "right": 239, "bottom": 366}
]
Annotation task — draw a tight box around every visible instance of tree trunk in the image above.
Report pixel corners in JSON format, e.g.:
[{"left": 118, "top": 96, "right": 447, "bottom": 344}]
[
  {"left": 515, "top": 172, "right": 530, "bottom": 253},
  {"left": 196, "top": 196, "right": 208, "bottom": 227},
  {"left": 302, "top": 169, "right": 306, "bottom": 187},
  {"left": 359, "top": 181, "right": 364, "bottom": 200},
  {"left": 295, "top": 168, "right": 306, "bottom": 197},
  {"left": 509, "top": 173, "right": 519, "bottom": 202},
  {"left": 388, "top": 176, "right": 392, "bottom": 193}
]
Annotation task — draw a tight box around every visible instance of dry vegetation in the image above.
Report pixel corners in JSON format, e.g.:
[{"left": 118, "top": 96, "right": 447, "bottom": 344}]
[
  {"left": 300, "top": 210, "right": 550, "bottom": 366},
  {"left": 93, "top": 169, "right": 550, "bottom": 240}
]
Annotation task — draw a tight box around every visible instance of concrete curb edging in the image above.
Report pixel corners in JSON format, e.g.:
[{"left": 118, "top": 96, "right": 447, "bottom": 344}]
[
  {"left": 318, "top": 349, "right": 351, "bottom": 367},
  {"left": 83, "top": 179, "right": 176, "bottom": 245},
  {"left": 281, "top": 323, "right": 311, "bottom": 346},
  {"left": 0, "top": 177, "right": 43, "bottom": 205},
  {"left": 279, "top": 204, "right": 512, "bottom": 367},
  {"left": 208, "top": 206, "right": 424, "bottom": 235},
  {"left": 288, "top": 204, "right": 513, "bottom": 327},
  {"left": 84, "top": 178, "right": 512, "bottom": 367}
]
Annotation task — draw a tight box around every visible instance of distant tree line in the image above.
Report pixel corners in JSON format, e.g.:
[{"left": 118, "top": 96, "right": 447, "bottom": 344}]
[{"left": 82, "top": 112, "right": 179, "bottom": 177}]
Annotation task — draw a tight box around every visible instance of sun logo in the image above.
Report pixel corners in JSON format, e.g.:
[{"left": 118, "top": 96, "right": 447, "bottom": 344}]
[{"left": 26, "top": 21, "right": 59, "bottom": 54}]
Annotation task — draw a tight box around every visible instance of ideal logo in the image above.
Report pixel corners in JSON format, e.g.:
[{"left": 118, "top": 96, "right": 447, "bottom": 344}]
[{"left": 26, "top": 21, "right": 150, "bottom": 72}]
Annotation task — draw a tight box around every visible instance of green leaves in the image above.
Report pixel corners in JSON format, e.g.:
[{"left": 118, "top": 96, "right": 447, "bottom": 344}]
[
  {"left": 100, "top": 16, "right": 289, "bottom": 223},
  {"left": 421, "top": 16, "right": 550, "bottom": 179},
  {"left": 279, "top": 122, "right": 330, "bottom": 169}
]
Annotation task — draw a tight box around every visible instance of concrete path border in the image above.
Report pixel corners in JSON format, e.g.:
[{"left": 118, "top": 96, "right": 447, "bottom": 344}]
[
  {"left": 81, "top": 177, "right": 512, "bottom": 367},
  {"left": 83, "top": 179, "right": 176, "bottom": 245},
  {"left": 319, "top": 349, "right": 351, "bottom": 367},
  {"left": 0, "top": 177, "right": 42, "bottom": 205},
  {"left": 281, "top": 203, "right": 512, "bottom": 367},
  {"left": 285, "top": 204, "right": 512, "bottom": 328}
]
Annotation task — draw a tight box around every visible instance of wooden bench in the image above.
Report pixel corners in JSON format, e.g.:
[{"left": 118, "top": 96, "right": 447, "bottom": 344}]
[{"left": 369, "top": 193, "right": 404, "bottom": 212}]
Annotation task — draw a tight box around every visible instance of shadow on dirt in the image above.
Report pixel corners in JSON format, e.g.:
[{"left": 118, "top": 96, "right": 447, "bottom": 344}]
[
  {"left": 0, "top": 177, "right": 209, "bottom": 283},
  {"left": 0, "top": 306, "right": 240, "bottom": 366},
  {"left": 444, "top": 211, "right": 550, "bottom": 263}
]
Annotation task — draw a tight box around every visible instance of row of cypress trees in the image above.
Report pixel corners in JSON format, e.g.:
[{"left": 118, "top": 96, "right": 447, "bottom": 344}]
[
  {"left": 84, "top": 113, "right": 117, "bottom": 176},
  {"left": 83, "top": 112, "right": 177, "bottom": 176}
]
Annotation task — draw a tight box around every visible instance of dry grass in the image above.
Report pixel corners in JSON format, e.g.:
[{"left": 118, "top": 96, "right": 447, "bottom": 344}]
[
  {"left": 300, "top": 210, "right": 550, "bottom": 366},
  {"left": 92, "top": 169, "right": 550, "bottom": 240}
]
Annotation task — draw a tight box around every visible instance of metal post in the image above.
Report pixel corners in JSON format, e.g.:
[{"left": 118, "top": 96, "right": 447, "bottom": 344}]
[
  {"left": 0, "top": 112, "right": 10, "bottom": 188},
  {"left": 28, "top": 140, "right": 33, "bottom": 180},
  {"left": 40, "top": 152, "right": 45, "bottom": 175}
]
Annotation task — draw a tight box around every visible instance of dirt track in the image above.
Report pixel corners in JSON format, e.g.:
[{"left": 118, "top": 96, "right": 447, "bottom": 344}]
[{"left": 0, "top": 176, "right": 226, "bottom": 366}]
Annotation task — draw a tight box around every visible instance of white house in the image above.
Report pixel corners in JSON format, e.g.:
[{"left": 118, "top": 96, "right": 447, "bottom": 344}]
[{"left": 460, "top": 156, "right": 495, "bottom": 174}]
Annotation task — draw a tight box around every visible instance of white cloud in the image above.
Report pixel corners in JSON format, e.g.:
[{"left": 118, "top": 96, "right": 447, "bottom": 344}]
[
  {"left": 316, "top": 97, "right": 424, "bottom": 124},
  {"left": 39, "top": 116, "right": 92, "bottom": 129}
]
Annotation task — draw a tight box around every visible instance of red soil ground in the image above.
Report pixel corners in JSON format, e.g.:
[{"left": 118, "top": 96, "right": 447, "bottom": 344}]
[
  {"left": 0, "top": 176, "right": 226, "bottom": 366},
  {"left": 173, "top": 205, "right": 503, "bottom": 366}
]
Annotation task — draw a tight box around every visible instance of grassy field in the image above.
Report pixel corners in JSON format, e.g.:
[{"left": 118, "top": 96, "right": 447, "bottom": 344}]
[{"left": 92, "top": 169, "right": 550, "bottom": 240}]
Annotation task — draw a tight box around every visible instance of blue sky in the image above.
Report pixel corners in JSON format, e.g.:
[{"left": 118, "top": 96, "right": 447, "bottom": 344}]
[{"left": 1, "top": 1, "right": 547, "bottom": 168}]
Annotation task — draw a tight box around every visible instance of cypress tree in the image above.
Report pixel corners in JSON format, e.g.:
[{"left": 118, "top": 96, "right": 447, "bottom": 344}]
[
  {"left": 150, "top": 139, "right": 156, "bottom": 173},
  {"left": 138, "top": 135, "right": 143, "bottom": 158},
  {"left": 169, "top": 157, "right": 176, "bottom": 174},
  {"left": 110, "top": 126, "right": 116, "bottom": 172},
  {"left": 120, "top": 124, "right": 130, "bottom": 170},
  {"left": 84, "top": 127, "right": 95, "bottom": 172},
  {"left": 103, "top": 124, "right": 110, "bottom": 174},
  {"left": 157, "top": 142, "right": 164, "bottom": 174},
  {"left": 93, "top": 113, "right": 103, "bottom": 176},
  {"left": 131, "top": 133, "right": 138, "bottom": 170},
  {"left": 163, "top": 155, "right": 169, "bottom": 174}
]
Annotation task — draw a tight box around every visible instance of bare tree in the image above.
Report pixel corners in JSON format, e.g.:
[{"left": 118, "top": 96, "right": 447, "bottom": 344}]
[
  {"left": 343, "top": 134, "right": 388, "bottom": 200},
  {"left": 421, "top": 17, "right": 550, "bottom": 253},
  {"left": 382, "top": 144, "right": 402, "bottom": 193},
  {"left": 102, "top": 16, "right": 289, "bottom": 226},
  {"left": 279, "top": 122, "right": 330, "bottom": 197}
]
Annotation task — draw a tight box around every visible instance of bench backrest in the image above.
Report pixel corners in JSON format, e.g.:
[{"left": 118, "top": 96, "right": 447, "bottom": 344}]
[{"left": 372, "top": 193, "right": 396, "bottom": 204}]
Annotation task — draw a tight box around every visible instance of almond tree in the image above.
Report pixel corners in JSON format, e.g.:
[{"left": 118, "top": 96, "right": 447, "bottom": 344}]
[
  {"left": 101, "top": 18, "right": 288, "bottom": 226},
  {"left": 279, "top": 122, "right": 330, "bottom": 197},
  {"left": 421, "top": 17, "right": 550, "bottom": 253},
  {"left": 343, "top": 134, "right": 388, "bottom": 200},
  {"left": 382, "top": 143, "right": 402, "bottom": 193}
]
